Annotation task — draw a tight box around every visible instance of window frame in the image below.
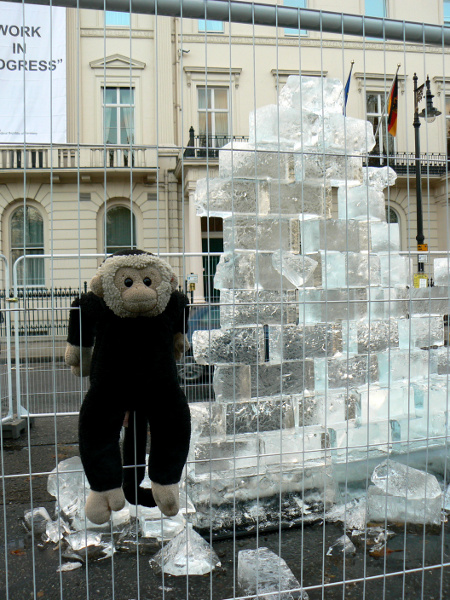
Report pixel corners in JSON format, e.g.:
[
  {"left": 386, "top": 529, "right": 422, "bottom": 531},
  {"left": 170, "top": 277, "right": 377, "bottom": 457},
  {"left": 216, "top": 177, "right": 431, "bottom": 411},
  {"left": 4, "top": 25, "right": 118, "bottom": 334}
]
[
  {"left": 10, "top": 204, "right": 45, "bottom": 288},
  {"left": 283, "top": 0, "right": 308, "bottom": 37},
  {"left": 104, "top": 204, "right": 138, "bottom": 255},
  {"left": 364, "top": 0, "right": 387, "bottom": 18},
  {"left": 105, "top": 11, "right": 131, "bottom": 27},
  {"left": 197, "top": 86, "right": 230, "bottom": 149},
  {"left": 102, "top": 86, "right": 135, "bottom": 146},
  {"left": 198, "top": 19, "right": 224, "bottom": 33},
  {"left": 366, "top": 90, "right": 396, "bottom": 164}
]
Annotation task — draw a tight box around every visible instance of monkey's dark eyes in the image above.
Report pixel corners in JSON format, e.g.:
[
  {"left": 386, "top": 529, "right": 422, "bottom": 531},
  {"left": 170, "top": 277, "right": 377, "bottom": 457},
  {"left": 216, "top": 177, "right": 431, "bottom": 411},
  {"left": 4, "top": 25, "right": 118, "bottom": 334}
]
[
  {"left": 143, "top": 277, "right": 152, "bottom": 287},
  {"left": 124, "top": 278, "right": 133, "bottom": 288}
]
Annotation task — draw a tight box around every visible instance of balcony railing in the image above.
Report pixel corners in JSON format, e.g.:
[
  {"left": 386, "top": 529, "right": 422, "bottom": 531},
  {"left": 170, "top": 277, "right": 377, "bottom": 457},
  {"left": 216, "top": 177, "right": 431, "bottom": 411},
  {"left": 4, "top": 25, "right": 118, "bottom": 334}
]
[
  {"left": 183, "top": 128, "right": 249, "bottom": 159},
  {"left": 0, "top": 144, "right": 158, "bottom": 170},
  {"left": 362, "top": 152, "right": 448, "bottom": 176}
]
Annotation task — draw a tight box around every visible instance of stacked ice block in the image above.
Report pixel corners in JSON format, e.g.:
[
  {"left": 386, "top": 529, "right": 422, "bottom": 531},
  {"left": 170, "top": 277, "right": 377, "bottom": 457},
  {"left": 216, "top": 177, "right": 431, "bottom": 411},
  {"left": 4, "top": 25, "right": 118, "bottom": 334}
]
[{"left": 189, "top": 75, "right": 449, "bottom": 510}]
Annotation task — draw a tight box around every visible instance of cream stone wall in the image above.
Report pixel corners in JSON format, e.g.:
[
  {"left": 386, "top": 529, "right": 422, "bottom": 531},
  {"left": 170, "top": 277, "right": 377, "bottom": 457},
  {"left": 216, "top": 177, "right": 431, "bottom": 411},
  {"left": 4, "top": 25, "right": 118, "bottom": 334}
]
[{"left": 0, "top": 3, "right": 449, "bottom": 292}]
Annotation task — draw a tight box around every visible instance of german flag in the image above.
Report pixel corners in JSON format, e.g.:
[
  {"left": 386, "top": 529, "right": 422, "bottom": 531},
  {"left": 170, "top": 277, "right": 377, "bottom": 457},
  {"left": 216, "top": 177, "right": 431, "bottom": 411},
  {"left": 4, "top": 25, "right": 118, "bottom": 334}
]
[{"left": 387, "top": 73, "right": 398, "bottom": 137}]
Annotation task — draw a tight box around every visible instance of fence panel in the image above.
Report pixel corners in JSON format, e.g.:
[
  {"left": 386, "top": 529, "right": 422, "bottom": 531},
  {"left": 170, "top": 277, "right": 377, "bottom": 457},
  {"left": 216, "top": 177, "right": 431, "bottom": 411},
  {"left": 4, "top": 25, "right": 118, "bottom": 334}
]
[{"left": 1, "top": 2, "right": 450, "bottom": 600}]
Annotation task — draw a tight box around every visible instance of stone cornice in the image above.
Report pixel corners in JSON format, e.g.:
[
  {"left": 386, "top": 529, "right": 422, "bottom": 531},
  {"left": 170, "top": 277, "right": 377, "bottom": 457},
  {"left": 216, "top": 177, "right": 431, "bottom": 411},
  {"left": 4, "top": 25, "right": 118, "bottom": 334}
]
[
  {"left": 184, "top": 66, "right": 242, "bottom": 87},
  {"left": 354, "top": 71, "right": 406, "bottom": 94},
  {"left": 81, "top": 28, "right": 153, "bottom": 39},
  {"left": 90, "top": 54, "right": 146, "bottom": 70}
]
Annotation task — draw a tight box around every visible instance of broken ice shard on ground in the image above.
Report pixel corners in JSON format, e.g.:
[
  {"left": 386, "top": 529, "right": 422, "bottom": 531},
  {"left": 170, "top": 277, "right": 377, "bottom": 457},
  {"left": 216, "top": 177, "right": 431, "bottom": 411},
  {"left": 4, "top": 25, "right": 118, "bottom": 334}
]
[
  {"left": 238, "top": 546, "right": 309, "bottom": 600},
  {"left": 326, "top": 534, "right": 356, "bottom": 557},
  {"left": 150, "top": 525, "right": 220, "bottom": 576},
  {"left": 367, "top": 460, "right": 443, "bottom": 526}
]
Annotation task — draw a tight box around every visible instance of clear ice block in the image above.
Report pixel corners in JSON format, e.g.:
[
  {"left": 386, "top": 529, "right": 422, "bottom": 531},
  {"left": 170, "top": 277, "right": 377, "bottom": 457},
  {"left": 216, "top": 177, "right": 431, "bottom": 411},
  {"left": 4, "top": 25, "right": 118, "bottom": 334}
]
[
  {"left": 224, "top": 395, "right": 295, "bottom": 434},
  {"left": 47, "top": 456, "right": 89, "bottom": 521},
  {"left": 301, "top": 219, "right": 362, "bottom": 253},
  {"left": 377, "top": 349, "right": 430, "bottom": 384},
  {"left": 193, "top": 326, "right": 266, "bottom": 365},
  {"left": 138, "top": 510, "right": 186, "bottom": 541},
  {"left": 369, "top": 222, "right": 400, "bottom": 252},
  {"left": 342, "top": 319, "right": 399, "bottom": 354},
  {"left": 279, "top": 74, "right": 344, "bottom": 116},
  {"left": 150, "top": 526, "right": 221, "bottom": 576},
  {"left": 298, "top": 288, "right": 368, "bottom": 323},
  {"left": 272, "top": 250, "right": 318, "bottom": 288},
  {"left": 433, "top": 257, "right": 450, "bottom": 287},
  {"left": 363, "top": 165, "right": 397, "bottom": 190},
  {"left": 223, "top": 215, "right": 297, "bottom": 251},
  {"left": 338, "top": 184, "right": 385, "bottom": 221},
  {"left": 194, "top": 177, "right": 265, "bottom": 217},
  {"left": 378, "top": 254, "right": 412, "bottom": 287},
  {"left": 249, "top": 103, "right": 320, "bottom": 147},
  {"left": 308, "top": 251, "right": 381, "bottom": 289},
  {"left": 358, "top": 383, "right": 415, "bottom": 423},
  {"left": 324, "top": 114, "right": 376, "bottom": 155},
  {"left": 314, "top": 354, "right": 378, "bottom": 391},
  {"left": 328, "top": 420, "right": 392, "bottom": 461},
  {"left": 367, "top": 460, "right": 442, "bottom": 526},
  {"left": 267, "top": 180, "right": 332, "bottom": 218},
  {"left": 238, "top": 546, "right": 309, "bottom": 600},
  {"left": 411, "top": 375, "right": 450, "bottom": 415},
  {"left": 214, "top": 251, "right": 300, "bottom": 291},
  {"left": 369, "top": 287, "right": 408, "bottom": 320},
  {"left": 430, "top": 347, "right": 450, "bottom": 374},
  {"left": 219, "top": 142, "right": 295, "bottom": 181},
  {"left": 251, "top": 361, "right": 315, "bottom": 398},
  {"left": 294, "top": 148, "right": 363, "bottom": 186},
  {"left": 213, "top": 365, "right": 251, "bottom": 402},
  {"left": 268, "top": 323, "right": 342, "bottom": 363},
  {"left": 398, "top": 315, "right": 444, "bottom": 349},
  {"left": 407, "top": 287, "right": 450, "bottom": 316},
  {"left": 23, "top": 507, "right": 52, "bottom": 534},
  {"left": 219, "top": 289, "right": 298, "bottom": 327}
]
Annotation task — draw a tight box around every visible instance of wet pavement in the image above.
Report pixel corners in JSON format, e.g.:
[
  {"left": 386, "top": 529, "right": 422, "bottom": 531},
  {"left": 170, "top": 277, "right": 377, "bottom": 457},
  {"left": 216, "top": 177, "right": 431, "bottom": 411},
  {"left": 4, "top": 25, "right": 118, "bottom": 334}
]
[{"left": 1, "top": 416, "right": 450, "bottom": 600}]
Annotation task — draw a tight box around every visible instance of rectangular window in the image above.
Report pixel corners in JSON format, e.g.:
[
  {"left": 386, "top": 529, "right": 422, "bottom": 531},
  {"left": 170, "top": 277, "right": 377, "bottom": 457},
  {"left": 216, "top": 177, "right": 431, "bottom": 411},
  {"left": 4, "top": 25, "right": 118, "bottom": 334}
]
[
  {"left": 198, "top": 20, "right": 224, "bottom": 33},
  {"left": 103, "top": 87, "right": 135, "bottom": 145},
  {"left": 445, "top": 0, "right": 450, "bottom": 25},
  {"left": 198, "top": 87, "right": 229, "bottom": 156},
  {"left": 366, "top": 92, "right": 395, "bottom": 164},
  {"left": 284, "top": 0, "right": 307, "bottom": 36},
  {"left": 365, "top": 0, "right": 386, "bottom": 18},
  {"left": 105, "top": 11, "right": 130, "bottom": 26}
]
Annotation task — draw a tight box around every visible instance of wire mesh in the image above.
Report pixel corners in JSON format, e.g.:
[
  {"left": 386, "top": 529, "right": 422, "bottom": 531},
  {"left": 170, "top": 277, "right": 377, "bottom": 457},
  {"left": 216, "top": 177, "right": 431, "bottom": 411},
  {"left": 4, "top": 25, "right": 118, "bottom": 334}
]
[{"left": 1, "top": 1, "right": 450, "bottom": 599}]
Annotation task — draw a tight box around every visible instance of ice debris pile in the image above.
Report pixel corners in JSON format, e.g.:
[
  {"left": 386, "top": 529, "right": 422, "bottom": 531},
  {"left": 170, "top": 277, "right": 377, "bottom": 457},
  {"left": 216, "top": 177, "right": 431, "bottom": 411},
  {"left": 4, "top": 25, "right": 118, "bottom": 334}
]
[{"left": 190, "top": 75, "right": 450, "bottom": 510}]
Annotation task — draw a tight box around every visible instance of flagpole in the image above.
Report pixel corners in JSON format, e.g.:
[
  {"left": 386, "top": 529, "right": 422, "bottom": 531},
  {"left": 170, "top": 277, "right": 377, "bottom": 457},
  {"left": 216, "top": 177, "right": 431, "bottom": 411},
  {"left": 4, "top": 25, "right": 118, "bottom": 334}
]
[{"left": 373, "top": 64, "right": 400, "bottom": 141}]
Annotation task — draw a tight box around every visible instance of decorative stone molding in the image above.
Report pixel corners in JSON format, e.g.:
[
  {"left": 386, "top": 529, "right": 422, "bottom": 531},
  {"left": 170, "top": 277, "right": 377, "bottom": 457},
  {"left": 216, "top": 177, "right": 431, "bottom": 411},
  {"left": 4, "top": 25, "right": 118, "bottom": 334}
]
[
  {"left": 90, "top": 54, "right": 146, "bottom": 70},
  {"left": 271, "top": 69, "right": 329, "bottom": 87},
  {"left": 432, "top": 76, "right": 450, "bottom": 97},
  {"left": 81, "top": 28, "right": 152, "bottom": 39},
  {"left": 354, "top": 71, "right": 406, "bottom": 95},
  {"left": 184, "top": 66, "right": 242, "bottom": 88}
]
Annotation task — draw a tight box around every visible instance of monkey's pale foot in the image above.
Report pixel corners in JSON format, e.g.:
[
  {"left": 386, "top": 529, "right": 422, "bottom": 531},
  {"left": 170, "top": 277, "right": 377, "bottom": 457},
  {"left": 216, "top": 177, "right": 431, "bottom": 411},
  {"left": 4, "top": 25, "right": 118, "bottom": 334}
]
[
  {"left": 151, "top": 482, "right": 179, "bottom": 517},
  {"left": 85, "top": 488, "right": 125, "bottom": 524}
]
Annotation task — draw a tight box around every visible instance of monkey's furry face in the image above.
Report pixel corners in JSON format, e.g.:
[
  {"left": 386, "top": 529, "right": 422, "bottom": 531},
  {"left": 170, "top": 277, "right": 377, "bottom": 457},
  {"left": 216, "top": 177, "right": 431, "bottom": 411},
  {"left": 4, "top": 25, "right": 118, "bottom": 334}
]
[{"left": 90, "top": 253, "right": 178, "bottom": 318}]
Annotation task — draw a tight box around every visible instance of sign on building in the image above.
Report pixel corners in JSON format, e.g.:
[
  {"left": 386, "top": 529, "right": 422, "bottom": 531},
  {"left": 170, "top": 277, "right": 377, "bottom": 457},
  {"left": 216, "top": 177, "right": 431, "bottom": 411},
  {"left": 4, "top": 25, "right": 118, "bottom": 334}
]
[{"left": 0, "top": 2, "right": 66, "bottom": 144}]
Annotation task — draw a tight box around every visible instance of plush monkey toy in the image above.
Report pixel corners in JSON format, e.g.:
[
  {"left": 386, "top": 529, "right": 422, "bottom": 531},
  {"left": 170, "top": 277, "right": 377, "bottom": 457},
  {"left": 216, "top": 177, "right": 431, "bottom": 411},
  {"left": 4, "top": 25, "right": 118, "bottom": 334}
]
[{"left": 65, "top": 249, "right": 191, "bottom": 525}]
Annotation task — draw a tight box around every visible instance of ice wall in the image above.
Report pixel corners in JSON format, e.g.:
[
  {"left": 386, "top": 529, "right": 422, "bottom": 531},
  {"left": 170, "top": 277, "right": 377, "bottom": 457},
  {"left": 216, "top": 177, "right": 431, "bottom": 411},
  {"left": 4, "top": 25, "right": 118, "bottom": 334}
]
[{"left": 190, "top": 75, "right": 450, "bottom": 512}]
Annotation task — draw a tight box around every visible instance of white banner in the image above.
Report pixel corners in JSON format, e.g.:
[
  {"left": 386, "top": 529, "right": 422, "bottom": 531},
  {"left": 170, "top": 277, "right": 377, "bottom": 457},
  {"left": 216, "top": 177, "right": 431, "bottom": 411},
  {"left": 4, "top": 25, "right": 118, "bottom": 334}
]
[{"left": 0, "top": 2, "right": 66, "bottom": 144}]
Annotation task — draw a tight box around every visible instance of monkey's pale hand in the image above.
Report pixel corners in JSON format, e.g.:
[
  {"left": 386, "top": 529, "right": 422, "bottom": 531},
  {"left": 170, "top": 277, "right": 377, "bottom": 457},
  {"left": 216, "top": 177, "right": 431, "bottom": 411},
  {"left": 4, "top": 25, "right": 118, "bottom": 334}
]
[
  {"left": 85, "top": 488, "right": 126, "bottom": 524},
  {"left": 65, "top": 343, "right": 92, "bottom": 377},
  {"left": 173, "top": 332, "right": 190, "bottom": 361}
]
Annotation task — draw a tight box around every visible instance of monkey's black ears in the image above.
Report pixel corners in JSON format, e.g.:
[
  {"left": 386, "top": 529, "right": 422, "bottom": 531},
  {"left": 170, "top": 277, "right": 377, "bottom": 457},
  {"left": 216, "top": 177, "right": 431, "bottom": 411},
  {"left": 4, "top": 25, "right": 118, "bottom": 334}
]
[{"left": 90, "top": 274, "right": 104, "bottom": 297}]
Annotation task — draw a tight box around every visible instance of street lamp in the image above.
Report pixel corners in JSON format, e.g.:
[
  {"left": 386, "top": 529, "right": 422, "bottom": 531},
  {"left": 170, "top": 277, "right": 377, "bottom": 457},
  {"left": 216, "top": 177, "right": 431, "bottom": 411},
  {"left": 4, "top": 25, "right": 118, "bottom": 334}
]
[{"left": 413, "top": 74, "right": 441, "bottom": 282}]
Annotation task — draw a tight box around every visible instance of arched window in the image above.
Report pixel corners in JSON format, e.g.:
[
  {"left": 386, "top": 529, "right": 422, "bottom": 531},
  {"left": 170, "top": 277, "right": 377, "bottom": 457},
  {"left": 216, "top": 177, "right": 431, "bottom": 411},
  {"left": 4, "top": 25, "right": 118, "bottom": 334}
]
[
  {"left": 11, "top": 206, "right": 45, "bottom": 286},
  {"left": 105, "top": 205, "right": 137, "bottom": 254},
  {"left": 386, "top": 206, "right": 399, "bottom": 224}
]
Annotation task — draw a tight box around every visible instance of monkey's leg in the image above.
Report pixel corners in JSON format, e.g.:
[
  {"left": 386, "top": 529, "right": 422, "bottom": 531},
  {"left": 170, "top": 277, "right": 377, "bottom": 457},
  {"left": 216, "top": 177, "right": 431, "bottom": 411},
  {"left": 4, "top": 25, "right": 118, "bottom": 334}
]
[
  {"left": 122, "top": 411, "right": 156, "bottom": 508},
  {"left": 147, "top": 385, "right": 191, "bottom": 516},
  {"left": 78, "top": 386, "right": 126, "bottom": 523}
]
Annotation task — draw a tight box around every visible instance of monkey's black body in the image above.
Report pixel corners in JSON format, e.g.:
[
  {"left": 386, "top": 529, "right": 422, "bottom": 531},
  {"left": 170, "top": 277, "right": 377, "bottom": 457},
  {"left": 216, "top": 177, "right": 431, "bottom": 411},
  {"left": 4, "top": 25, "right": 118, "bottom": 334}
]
[{"left": 67, "top": 289, "right": 190, "bottom": 507}]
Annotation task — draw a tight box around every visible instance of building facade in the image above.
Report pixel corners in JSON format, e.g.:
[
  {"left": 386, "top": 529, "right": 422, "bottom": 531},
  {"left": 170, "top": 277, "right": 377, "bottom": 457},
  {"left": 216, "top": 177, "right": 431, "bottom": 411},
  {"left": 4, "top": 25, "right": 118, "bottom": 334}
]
[{"left": 1, "top": 0, "right": 450, "bottom": 299}]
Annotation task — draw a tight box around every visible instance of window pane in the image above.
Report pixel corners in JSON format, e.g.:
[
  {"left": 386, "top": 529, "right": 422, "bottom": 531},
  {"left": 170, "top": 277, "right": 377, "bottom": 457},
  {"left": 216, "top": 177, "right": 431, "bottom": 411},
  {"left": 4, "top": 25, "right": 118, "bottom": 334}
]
[
  {"left": 120, "top": 108, "right": 134, "bottom": 144},
  {"left": 386, "top": 207, "right": 399, "bottom": 224},
  {"left": 214, "top": 88, "right": 228, "bottom": 110},
  {"left": 105, "top": 11, "right": 130, "bottom": 26},
  {"left": 104, "top": 88, "right": 117, "bottom": 104},
  {"left": 105, "top": 107, "right": 117, "bottom": 144},
  {"left": 284, "top": 0, "right": 307, "bottom": 36},
  {"left": 365, "top": 0, "right": 386, "bottom": 18},
  {"left": 11, "top": 206, "right": 44, "bottom": 247},
  {"left": 120, "top": 88, "right": 134, "bottom": 105},
  {"left": 214, "top": 113, "right": 228, "bottom": 137},
  {"left": 445, "top": 0, "right": 450, "bottom": 24},
  {"left": 198, "top": 20, "right": 224, "bottom": 32},
  {"left": 366, "top": 94, "right": 379, "bottom": 114},
  {"left": 106, "top": 206, "right": 136, "bottom": 252}
]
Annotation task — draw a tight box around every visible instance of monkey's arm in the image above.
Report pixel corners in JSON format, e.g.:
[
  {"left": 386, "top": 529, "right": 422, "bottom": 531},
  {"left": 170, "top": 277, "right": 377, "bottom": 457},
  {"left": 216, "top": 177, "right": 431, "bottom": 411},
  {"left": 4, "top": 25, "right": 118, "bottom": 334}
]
[
  {"left": 65, "top": 293, "right": 97, "bottom": 377},
  {"left": 171, "top": 291, "right": 190, "bottom": 360}
]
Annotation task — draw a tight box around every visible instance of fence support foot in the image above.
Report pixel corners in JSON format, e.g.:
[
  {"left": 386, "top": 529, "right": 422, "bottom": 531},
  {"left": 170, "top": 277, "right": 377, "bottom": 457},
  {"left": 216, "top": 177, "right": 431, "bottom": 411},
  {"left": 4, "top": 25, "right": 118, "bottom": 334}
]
[{"left": 2, "top": 417, "right": 34, "bottom": 440}]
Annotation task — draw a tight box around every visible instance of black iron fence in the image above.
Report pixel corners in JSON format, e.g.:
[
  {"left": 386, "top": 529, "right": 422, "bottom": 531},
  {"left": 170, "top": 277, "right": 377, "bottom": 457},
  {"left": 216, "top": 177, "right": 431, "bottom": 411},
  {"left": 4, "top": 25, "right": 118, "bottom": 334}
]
[{"left": 0, "top": 287, "right": 84, "bottom": 337}]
